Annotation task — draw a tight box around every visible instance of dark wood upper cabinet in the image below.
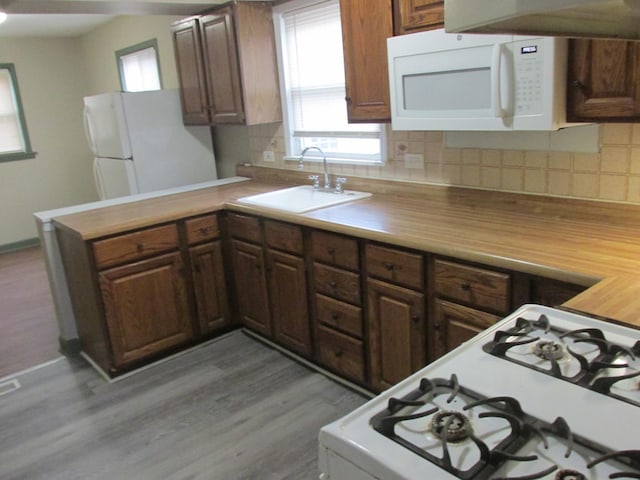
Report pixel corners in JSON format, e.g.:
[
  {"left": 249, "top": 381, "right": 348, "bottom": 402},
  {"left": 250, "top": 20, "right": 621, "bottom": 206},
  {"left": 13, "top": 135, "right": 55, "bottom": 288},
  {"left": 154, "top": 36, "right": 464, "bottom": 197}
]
[
  {"left": 567, "top": 39, "right": 640, "bottom": 122},
  {"left": 339, "top": 0, "right": 393, "bottom": 123},
  {"left": 394, "top": 0, "right": 444, "bottom": 35},
  {"left": 171, "top": 2, "right": 282, "bottom": 126}
]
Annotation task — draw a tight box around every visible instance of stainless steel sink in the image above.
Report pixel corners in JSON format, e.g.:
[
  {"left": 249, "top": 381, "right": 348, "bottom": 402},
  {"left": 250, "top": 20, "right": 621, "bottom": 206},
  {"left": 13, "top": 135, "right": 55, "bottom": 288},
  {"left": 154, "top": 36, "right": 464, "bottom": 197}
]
[{"left": 236, "top": 185, "right": 371, "bottom": 213}]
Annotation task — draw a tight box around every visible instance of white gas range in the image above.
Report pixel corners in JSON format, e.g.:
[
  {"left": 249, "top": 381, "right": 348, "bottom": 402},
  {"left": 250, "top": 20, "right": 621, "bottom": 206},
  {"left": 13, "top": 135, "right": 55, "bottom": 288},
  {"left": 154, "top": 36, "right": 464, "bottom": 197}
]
[{"left": 319, "top": 304, "right": 640, "bottom": 480}]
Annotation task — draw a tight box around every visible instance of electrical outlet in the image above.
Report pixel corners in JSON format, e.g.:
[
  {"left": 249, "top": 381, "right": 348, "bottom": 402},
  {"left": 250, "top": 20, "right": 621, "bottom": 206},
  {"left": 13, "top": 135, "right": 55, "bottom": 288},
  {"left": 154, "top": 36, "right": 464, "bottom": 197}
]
[
  {"left": 262, "top": 150, "right": 275, "bottom": 162},
  {"left": 404, "top": 153, "right": 424, "bottom": 169}
]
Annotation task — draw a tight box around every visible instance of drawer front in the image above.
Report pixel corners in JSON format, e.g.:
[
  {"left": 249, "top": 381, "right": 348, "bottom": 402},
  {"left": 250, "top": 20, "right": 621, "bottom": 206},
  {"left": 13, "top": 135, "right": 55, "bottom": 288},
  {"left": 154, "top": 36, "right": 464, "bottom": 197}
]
[
  {"left": 316, "top": 325, "right": 365, "bottom": 384},
  {"left": 93, "top": 224, "right": 179, "bottom": 269},
  {"left": 228, "top": 213, "right": 262, "bottom": 243},
  {"left": 315, "top": 293, "right": 363, "bottom": 338},
  {"left": 366, "top": 243, "right": 423, "bottom": 290},
  {"left": 310, "top": 230, "right": 359, "bottom": 271},
  {"left": 264, "top": 220, "right": 303, "bottom": 255},
  {"left": 185, "top": 214, "right": 220, "bottom": 245},
  {"left": 313, "top": 263, "right": 361, "bottom": 306},
  {"left": 434, "top": 259, "right": 510, "bottom": 314}
]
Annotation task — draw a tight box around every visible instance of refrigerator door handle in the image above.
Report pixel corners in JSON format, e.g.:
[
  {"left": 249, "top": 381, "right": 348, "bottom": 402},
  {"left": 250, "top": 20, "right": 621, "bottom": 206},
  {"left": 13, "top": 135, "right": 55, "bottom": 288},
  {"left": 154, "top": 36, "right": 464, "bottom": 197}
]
[
  {"left": 93, "top": 158, "right": 106, "bottom": 200},
  {"left": 83, "top": 106, "right": 98, "bottom": 155}
]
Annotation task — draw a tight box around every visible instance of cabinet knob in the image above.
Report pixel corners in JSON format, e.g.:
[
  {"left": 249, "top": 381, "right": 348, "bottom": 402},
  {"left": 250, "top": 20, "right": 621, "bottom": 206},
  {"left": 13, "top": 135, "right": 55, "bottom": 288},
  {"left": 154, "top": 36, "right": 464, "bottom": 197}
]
[
  {"left": 412, "top": 315, "right": 420, "bottom": 323},
  {"left": 460, "top": 282, "right": 471, "bottom": 291},
  {"left": 327, "top": 246, "right": 336, "bottom": 255},
  {"left": 334, "top": 348, "right": 344, "bottom": 358},
  {"left": 344, "top": 96, "right": 351, "bottom": 103},
  {"left": 329, "top": 281, "right": 337, "bottom": 288},
  {"left": 571, "top": 80, "right": 586, "bottom": 90},
  {"left": 384, "top": 262, "right": 395, "bottom": 271},
  {"left": 331, "top": 311, "right": 340, "bottom": 320},
  {"left": 136, "top": 243, "right": 144, "bottom": 253}
]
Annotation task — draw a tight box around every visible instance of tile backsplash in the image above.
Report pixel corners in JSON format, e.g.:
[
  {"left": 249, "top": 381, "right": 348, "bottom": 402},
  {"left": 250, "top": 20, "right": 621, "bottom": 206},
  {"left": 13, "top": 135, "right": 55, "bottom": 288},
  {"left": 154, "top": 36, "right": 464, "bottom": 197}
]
[{"left": 247, "top": 123, "right": 640, "bottom": 204}]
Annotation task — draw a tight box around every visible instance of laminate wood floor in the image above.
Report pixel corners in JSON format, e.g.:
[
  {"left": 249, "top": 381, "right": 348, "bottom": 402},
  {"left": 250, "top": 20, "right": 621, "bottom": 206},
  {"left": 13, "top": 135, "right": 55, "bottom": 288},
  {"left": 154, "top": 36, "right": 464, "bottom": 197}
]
[
  {"left": 0, "top": 246, "right": 61, "bottom": 379},
  {"left": 0, "top": 330, "right": 368, "bottom": 480}
]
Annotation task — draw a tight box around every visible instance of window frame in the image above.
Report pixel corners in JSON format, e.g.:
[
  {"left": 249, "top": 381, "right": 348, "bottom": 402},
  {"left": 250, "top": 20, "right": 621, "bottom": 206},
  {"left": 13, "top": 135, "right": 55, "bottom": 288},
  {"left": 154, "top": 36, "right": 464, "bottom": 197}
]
[
  {"left": 0, "top": 63, "right": 35, "bottom": 163},
  {"left": 115, "top": 38, "right": 163, "bottom": 93},
  {"left": 272, "top": 0, "right": 386, "bottom": 166}
]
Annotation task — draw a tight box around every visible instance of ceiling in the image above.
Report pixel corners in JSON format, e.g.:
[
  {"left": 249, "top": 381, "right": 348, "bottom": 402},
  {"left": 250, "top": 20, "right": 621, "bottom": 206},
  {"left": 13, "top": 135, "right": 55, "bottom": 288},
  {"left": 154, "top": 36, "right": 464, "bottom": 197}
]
[{"left": 0, "top": 0, "right": 237, "bottom": 37}]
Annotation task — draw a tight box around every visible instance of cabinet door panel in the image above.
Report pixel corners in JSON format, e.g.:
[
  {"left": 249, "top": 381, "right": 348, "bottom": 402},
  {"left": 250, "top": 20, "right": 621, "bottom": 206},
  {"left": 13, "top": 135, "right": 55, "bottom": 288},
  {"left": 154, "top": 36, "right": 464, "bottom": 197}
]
[
  {"left": 339, "top": 0, "right": 392, "bottom": 122},
  {"left": 268, "top": 249, "right": 312, "bottom": 357},
  {"left": 568, "top": 39, "right": 640, "bottom": 122},
  {"left": 231, "top": 239, "right": 272, "bottom": 336},
  {"left": 190, "top": 241, "right": 230, "bottom": 335},
  {"left": 433, "top": 300, "right": 499, "bottom": 359},
  {"left": 368, "top": 279, "right": 425, "bottom": 391},
  {"left": 99, "top": 252, "right": 193, "bottom": 368},
  {"left": 200, "top": 8, "right": 245, "bottom": 124},
  {"left": 395, "top": 0, "right": 444, "bottom": 35},
  {"left": 171, "top": 18, "right": 210, "bottom": 124}
]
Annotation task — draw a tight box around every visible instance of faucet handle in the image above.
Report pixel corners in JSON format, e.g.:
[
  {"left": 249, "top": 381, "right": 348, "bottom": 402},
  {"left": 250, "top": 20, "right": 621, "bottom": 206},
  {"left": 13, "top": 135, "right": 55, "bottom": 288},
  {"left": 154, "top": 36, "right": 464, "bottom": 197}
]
[
  {"left": 308, "top": 175, "right": 320, "bottom": 189},
  {"left": 335, "top": 177, "right": 347, "bottom": 193}
]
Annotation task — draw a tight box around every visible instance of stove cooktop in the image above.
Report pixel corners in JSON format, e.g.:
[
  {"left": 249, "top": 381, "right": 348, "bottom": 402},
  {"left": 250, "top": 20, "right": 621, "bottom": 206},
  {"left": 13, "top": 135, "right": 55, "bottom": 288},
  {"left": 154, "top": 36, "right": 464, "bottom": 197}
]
[{"left": 319, "top": 305, "right": 640, "bottom": 480}]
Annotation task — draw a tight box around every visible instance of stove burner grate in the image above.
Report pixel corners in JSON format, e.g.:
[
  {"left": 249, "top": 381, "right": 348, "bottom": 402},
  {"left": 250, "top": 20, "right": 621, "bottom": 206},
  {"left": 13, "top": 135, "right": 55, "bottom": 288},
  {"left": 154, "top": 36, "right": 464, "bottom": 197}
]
[
  {"left": 483, "top": 315, "right": 640, "bottom": 407},
  {"left": 370, "top": 374, "right": 640, "bottom": 480}
]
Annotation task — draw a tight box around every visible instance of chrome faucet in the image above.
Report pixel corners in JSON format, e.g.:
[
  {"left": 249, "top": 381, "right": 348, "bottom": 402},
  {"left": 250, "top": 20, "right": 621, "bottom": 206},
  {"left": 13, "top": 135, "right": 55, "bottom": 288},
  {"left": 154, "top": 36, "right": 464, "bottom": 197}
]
[{"left": 298, "top": 146, "right": 330, "bottom": 190}]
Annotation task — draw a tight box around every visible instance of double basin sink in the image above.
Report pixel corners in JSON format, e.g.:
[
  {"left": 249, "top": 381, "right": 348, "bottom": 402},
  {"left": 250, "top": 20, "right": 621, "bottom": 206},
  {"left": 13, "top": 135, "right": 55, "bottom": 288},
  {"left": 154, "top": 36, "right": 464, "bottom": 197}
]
[{"left": 237, "top": 185, "right": 371, "bottom": 213}]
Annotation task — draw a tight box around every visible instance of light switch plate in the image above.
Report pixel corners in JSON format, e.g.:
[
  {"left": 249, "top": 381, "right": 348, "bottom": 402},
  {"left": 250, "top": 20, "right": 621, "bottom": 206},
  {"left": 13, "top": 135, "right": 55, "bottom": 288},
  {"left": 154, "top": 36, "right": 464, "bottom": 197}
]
[{"left": 263, "top": 150, "right": 275, "bottom": 162}]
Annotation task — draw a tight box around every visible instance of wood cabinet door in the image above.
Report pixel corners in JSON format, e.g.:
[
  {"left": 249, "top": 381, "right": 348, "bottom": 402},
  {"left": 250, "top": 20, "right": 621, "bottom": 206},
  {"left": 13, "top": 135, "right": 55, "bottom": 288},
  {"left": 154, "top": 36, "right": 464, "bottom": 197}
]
[
  {"left": 200, "top": 7, "right": 245, "bottom": 124},
  {"left": 568, "top": 39, "right": 640, "bottom": 122},
  {"left": 231, "top": 239, "right": 272, "bottom": 337},
  {"left": 171, "top": 18, "right": 210, "bottom": 125},
  {"left": 339, "top": 0, "right": 393, "bottom": 122},
  {"left": 99, "top": 252, "right": 193, "bottom": 369},
  {"left": 432, "top": 299, "right": 499, "bottom": 359},
  {"left": 190, "top": 241, "right": 230, "bottom": 336},
  {"left": 267, "top": 249, "right": 312, "bottom": 357},
  {"left": 394, "top": 0, "right": 444, "bottom": 35},
  {"left": 367, "top": 278, "right": 425, "bottom": 391}
]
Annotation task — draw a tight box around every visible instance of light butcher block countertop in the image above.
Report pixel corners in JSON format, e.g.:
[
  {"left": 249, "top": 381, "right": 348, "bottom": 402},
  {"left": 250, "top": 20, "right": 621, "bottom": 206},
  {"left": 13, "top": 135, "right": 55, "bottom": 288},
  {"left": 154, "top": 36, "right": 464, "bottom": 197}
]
[{"left": 52, "top": 166, "right": 640, "bottom": 328}]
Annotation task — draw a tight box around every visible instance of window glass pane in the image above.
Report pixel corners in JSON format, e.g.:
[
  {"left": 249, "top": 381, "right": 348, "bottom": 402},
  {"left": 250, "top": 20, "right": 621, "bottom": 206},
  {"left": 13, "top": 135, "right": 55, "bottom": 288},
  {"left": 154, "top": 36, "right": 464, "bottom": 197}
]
[
  {"left": 279, "top": 0, "right": 383, "bottom": 163},
  {"left": 117, "top": 41, "right": 162, "bottom": 92},
  {"left": 0, "top": 68, "right": 26, "bottom": 154}
]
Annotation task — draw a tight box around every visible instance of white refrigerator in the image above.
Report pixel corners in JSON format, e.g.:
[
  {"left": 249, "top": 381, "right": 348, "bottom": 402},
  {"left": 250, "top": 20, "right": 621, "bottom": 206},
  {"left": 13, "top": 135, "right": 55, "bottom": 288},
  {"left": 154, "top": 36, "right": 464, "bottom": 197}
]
[{"left": 83, "top": 89, "right": 218, "bottom": 200}]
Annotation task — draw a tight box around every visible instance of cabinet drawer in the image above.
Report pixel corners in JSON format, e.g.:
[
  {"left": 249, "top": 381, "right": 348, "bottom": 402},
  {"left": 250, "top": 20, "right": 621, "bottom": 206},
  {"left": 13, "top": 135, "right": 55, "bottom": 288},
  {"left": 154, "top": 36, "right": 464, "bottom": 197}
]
[
  {"left": 185, "top": 214, "right": 220, "bottom": 245},
  {"left": 310, "top": 230, "right": 359, "bottom": 271},
  {"left": 316, "top": 325, "right": 365, "bottom": 384},
  {"left": 315, "top": 293, "right": 363, "bottom": 338},
  {"left": 366, "top": 243, "right": 423, "bottom": 290},
  {"left": 228, "top": 213, "right": 262, "bottom": 243},
  {"left": 93, "top": 224, "right": 179, "bottom": 269},
  {"left": 434, "top": 259, "right": 510, "bottom": 314},
  {"left": 313, "top": 263, "right": 361, "bottom": 306},
  {"left": 264, "top": 220, "right": 303, "bottom": 255}
]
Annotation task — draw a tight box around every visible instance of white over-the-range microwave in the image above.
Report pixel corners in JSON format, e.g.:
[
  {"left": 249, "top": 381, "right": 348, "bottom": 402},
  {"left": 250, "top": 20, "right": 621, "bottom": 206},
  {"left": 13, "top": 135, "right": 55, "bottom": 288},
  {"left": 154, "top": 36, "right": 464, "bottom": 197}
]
[{"left": 387, "top": 28, "right": 579, "bottom": 131}]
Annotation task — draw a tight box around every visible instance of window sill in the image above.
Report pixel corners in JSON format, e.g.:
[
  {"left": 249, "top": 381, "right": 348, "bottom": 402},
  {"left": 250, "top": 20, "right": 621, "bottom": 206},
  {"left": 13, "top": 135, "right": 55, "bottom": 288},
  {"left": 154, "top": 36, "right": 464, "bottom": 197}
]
[
  {"left": 0, "top": 151, "right": 37, "bottom": 163},
  {"left": 283, "top": 156, "right": 384, "bottom": 167}
]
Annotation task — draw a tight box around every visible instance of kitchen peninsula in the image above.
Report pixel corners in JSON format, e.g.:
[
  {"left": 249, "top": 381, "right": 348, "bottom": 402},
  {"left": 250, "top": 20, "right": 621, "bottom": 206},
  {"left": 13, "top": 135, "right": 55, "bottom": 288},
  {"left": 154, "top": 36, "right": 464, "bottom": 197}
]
[{"left": 52, "top": 165, "right": 640, "bottom": 389}]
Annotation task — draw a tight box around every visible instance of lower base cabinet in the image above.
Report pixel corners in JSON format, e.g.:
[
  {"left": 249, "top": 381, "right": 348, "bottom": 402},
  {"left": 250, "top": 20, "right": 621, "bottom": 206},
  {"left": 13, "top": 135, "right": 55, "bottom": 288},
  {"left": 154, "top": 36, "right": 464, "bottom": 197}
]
[
  {"left": 99, "top": 251, "right": 193, "bottom": 369},
  {"left": 432, "top": 299, "right": 500, "bottom": 359},
  {"left": 189, "top": 241, "right": 230, "bottom": 335},
  {"left": 367, "top": 278, "right": 426, "bottom": 392}
]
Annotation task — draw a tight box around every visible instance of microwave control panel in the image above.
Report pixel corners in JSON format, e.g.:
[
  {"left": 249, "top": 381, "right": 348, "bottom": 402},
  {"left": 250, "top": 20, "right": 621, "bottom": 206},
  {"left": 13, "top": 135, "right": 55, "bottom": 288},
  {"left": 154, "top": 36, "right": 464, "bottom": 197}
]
[{"left": 512, "top": 41, "right": 544, "bottom": 116}]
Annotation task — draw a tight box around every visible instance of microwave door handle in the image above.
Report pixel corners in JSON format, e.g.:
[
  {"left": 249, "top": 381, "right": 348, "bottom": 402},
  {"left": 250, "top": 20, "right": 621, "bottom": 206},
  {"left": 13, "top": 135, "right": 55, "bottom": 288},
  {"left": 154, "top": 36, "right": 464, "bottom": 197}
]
[{"left": 491, "top": 43, "right": 506, "bottom": 118}]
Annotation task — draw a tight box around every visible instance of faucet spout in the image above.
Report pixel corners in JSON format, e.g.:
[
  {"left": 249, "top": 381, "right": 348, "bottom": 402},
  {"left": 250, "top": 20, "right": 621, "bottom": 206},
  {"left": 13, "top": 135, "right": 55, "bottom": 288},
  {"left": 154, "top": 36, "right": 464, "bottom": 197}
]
[{"left": 298, "top": 146, "right": 330, "bottom": 189}]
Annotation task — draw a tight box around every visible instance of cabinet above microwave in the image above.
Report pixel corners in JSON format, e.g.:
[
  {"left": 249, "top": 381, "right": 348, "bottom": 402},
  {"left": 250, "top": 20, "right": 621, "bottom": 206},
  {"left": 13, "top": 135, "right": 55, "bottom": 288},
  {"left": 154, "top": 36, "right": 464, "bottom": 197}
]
[{"left": 387, "top": 29, "right": 584, "bottom": 131}]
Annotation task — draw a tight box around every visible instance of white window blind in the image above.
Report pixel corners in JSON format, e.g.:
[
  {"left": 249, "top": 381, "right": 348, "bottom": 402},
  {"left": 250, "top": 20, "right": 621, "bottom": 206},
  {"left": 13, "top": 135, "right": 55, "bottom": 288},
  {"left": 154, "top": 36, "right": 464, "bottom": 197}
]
[
  {"left": 0, "top": 68, "right": 26, "bottom": 154},
  {"left": 278, "top": 0, "right": 383, "bottom": 163},
  {"left": 116, "top": 40, "right": 162, "bottom": 93}
]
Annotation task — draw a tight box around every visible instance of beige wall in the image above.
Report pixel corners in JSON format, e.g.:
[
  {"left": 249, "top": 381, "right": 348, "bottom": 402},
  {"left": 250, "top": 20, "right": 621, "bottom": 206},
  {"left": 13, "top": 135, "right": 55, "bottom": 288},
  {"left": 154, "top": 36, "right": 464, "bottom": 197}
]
[
  {"left": 245, "top": 123, "right": 640, "bottom": 204},
  {"left": 80, "top": 15, "right": 181, "bottom": 95},
  {"left": 0, "top": 37, "right": 96, "bottom": 246}
]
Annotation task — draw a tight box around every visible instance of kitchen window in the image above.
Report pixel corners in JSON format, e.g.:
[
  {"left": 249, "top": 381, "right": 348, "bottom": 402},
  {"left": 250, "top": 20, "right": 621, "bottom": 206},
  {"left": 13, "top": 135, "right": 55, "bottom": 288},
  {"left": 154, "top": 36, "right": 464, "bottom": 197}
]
[
  {"left": 273, "top": 0, "right": 385, "bottom": 165},
  {"left": 0, "top": 64, "right": 35, "bottom": 162},
  {"left": 116, "top": 39, "right": 162, "bottom": 92}
]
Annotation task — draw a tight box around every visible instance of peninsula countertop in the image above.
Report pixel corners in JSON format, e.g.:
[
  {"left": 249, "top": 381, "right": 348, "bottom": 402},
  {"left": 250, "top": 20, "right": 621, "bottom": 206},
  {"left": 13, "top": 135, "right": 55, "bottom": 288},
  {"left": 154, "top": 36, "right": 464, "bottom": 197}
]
[{"left": 51, "top": 166, "right": 640, "bottom": 328}]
